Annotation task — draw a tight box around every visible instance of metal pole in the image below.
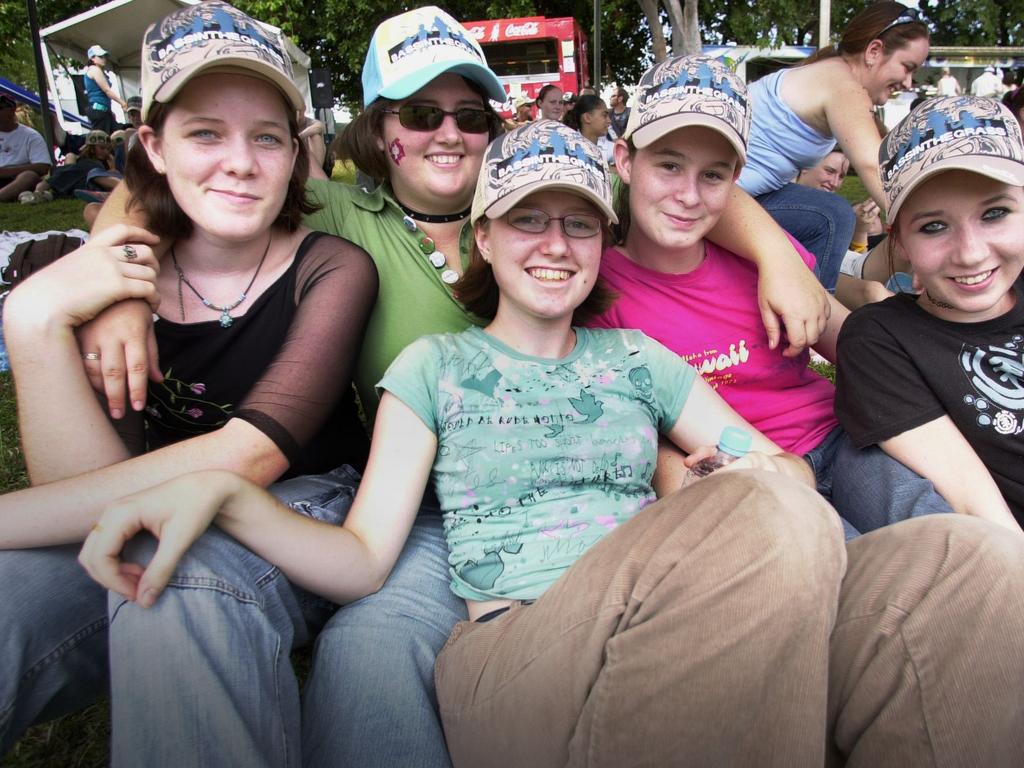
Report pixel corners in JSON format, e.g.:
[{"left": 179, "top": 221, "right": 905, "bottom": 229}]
[
  {"left": 25, "top": 0, "right": 55, "bottom": 164},
  {"left": 819, "top": 0, "right": 831, "bottom": 50},
  {"left": 593, "top": 0, "right": 601, "bottom": 92}
]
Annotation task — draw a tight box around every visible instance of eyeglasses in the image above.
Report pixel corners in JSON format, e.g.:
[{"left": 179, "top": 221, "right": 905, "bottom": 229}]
[
  {"left": 505, "top": 208, "right": 603, "bottom": 239},
  {"left": 382, "top": 105, "right": 491, "bottom": 134},
  {"left": 878, "top": 6, "right": 921, "bottom": 36}
]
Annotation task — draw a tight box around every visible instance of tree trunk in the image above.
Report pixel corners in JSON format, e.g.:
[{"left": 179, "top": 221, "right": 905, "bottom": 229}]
[
  {"left": 663, "top": 0, "right": 701, "bottom": 56},
  {"left": 639, "top": 0, "right": 669, "bottom": 62}
]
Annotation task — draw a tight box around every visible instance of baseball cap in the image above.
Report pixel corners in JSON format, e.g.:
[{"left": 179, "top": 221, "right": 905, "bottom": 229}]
[
  {"left": 514, "top": 94, "right": 532, "bottom": 110},
  {"left": 126, "top": 95, "right": 143, "bottom": 113},
  {"left": 86, "top": 129, "right": 110, "bottom": 145},
  {"left": 87, "top": 45, "right": 108, "bottom": 59},
  {"left": 471, "top": 119, "right": 617, "bottom": 225},
  {"left": 880, "top": 95, "right": 1024, "bottom": 222},
  {"left": 140, "top": 1, "right": 303, "bottom": 121},
  {"left": 361, "top": 7, "right": 505, "bottom": 108},
  {"left": 623, "top": 54, "right": 750, "bottom": 164},
  {"left": 0, "top": 95, "right": 16, "bottom": 109}
]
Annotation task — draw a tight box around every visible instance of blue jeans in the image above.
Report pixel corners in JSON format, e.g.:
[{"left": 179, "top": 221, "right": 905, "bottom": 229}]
[
  {"left": 756, "top": 184, "right": 856, "bottom": 293},
  {"left": 803, "top": 427, "right": 954, "bottom": 538},
  {"left": 0, "top": 466, "right": 463, "bottom": 767}
]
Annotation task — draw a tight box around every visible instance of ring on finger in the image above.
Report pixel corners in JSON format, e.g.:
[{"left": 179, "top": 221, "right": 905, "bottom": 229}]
[
  {"left": 122, "top": 244, "right": 138, "bottom": 261},
  {"left": 82, "top": 351, "right": 100, "bottom": 361}
]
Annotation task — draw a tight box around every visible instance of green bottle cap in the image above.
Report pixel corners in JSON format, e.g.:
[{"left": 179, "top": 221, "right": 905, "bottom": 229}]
[{"left": 718, "top": 426, "right": 752, "bottom": 458}]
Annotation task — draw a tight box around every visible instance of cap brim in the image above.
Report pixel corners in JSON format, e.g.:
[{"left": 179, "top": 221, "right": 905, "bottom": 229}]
[
  {"left": 377, "top": 60, "right": 506, "bottom": 105},
  {"left": 147, "top": 59, "right": 304, "bottom": 119},
  {"left": 630, "top": 112, "right": 746, "bottom": 165},
  {"left": 888, "top": 157, "right": 1024, "bottom": 221},
  {"left": 482, "top": 181, "right": 618, "bottom": 226}
]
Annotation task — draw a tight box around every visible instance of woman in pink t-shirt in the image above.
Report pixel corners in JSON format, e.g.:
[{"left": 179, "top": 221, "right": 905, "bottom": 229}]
[{"left": 589, "top": 54, "right": 953, "bottom": 534}]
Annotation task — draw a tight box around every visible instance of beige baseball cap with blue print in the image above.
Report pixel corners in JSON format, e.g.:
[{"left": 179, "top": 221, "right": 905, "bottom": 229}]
[
  {"left": 623, "top": 54, "right": 750, "bottom": 164},
  {"left": 140, "top": 1, "right": 303, "bottom": 121},
  {"left": 881, "top": 95, "right": 1024, "bottom": 221},
  {"left": 471, "top": 119, "right": 617, "bottom": 225}
]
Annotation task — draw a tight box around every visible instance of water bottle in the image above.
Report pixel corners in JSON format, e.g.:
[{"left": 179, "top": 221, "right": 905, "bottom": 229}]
[{"left": 683, "top": 426, "right": 752, "bottom": 486}]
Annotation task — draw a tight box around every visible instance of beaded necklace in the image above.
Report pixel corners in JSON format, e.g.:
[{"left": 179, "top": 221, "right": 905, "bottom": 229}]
[
  {"left": 171, "top": 233, "right": 272, "bottom": 327},
  {"left": 399, "top": 204, "right": 470, "bottom": 285}
]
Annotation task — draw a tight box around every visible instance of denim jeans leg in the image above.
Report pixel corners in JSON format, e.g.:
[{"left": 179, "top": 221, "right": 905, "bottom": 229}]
[
  {"left": 0, "top": 546, "right": 109, "bottom": 755},
  {"left": 828, "top": 431, "right": 954, "bottom": 533},
  {"left": 302, "top": 512, "right": 465, "bottom": 768},
  {"left": 801, "top": 426, "right": 861, "bottom": 540},
  {"left": 108, "top": 466, "right": 360, "bottom": 768},
  {"left": 756, "top": 184, "right": 856, "bottom": 293}
]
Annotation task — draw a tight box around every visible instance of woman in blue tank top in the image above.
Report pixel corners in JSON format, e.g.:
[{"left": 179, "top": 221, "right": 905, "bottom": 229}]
[
  {"left": 737, "top": 1, "right": 928, "bottom": 293},
  {"left": 84, "top": 44, "right": 127, "bottom": 135}
]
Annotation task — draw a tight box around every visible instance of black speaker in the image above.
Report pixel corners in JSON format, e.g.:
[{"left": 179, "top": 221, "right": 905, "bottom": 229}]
[{"left": 309, "top": 68, "right": 334, "bottom": 108}]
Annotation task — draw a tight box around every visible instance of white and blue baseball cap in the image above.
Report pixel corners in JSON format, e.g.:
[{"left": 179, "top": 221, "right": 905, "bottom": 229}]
[
  {"left": 361, "top": 7, "right": 505, "bottom": 108},
  {"left": 87, "top": 44, "right": 109, "bottom": 59}
]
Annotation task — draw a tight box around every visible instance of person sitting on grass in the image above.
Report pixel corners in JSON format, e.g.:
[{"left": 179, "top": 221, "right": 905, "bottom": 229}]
[
  {"left": 0, "top": 3, "right": 376, "bottom": 762},
  {"left": 795, "top": 149, "right": 896, "bottom": 307},
  {"left": 836, "top": 95, "right": 1024, "bottom": 533},
  {"left": 590, "top": 54, "right": 955, "bottom": 537},
  {"left": 18, "top": 129, "right": 120, "bottom": 204},
  {"left": 77, "top": 117, "right": 1024, "bottom": 768},
  {"left": 0, "top": 95, "right": 51, "bottom": 203}
]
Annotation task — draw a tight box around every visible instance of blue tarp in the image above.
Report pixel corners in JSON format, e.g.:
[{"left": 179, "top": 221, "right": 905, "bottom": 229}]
[{"left": 0, "top": 75, "right": 90, "bottom": 127}]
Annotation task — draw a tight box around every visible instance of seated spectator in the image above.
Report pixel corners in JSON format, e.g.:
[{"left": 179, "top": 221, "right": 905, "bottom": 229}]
[
  {"left": 592, "top": 55, "right": 952, "bottom": 536},
  {"left": 836, "top": 95, "right": 1024, "bottom": 533},
  {"left": 78, "top": 116, "right": 1024, "bottom": 768},
  {"left": 795, "top": 150, "right": 894, "bottom": 307},
  {"left": 0, "top": 4, "right": 376, "bottom": 762},
  {"left": 19, "top": 129, "right": 121, "bottom": 204},
  {"left": 737, "top": 2, "right": 929, "bottom": 292},
  {"left": 0, "top": 95, "right": 51, "bottom": 202}
]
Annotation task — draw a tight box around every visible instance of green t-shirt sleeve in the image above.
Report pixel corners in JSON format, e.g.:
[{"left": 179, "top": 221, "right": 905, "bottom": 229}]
[
  {"left": 376, "top": 337, "right": 440, "bottom": 434},
  {"left": 303, "top": 178, "right": 349, "bottom": 236},
  {"left": 642, "top": 334, "right": 696, "bottom": 432}
]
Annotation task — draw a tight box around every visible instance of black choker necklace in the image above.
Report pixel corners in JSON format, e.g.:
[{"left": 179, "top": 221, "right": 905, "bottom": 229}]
[
  {"left": 924, "top": 290, "right": 956, "bottom": 310},
  {"left": 398, "top": 202, "right": 471, "bottom": 224}
]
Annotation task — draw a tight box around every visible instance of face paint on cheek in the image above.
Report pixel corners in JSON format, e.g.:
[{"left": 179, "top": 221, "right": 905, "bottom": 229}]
[{"left": 388, "top": 138, "right": 405, "bottom": 165}]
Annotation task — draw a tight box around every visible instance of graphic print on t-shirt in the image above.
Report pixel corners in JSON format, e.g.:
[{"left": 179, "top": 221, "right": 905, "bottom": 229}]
[
  {"left": 380, "top": 328, "right": 694, "bottom": 600},
  {"left": 960, "top": 335, "right": 1024, "bottom": 436}
]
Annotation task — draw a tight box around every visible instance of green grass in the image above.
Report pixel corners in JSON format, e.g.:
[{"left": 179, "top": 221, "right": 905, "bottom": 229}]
[
  {"left": 837, "top": 175, "right": 868, "bottom": 206},
  {"left": 0, "top": 373, "right": 26, "bottom": 493},
  {"left": 0, "top": 199, "right": 88, "bottom": 235}
]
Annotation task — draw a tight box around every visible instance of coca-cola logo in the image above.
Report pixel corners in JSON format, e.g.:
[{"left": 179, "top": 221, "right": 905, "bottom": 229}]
[
  {"left": 504, "top": 21, "right": 538, "bottom": 36},
  {"left": 466, "top": 25, "right": 487, "bottom": 40}
]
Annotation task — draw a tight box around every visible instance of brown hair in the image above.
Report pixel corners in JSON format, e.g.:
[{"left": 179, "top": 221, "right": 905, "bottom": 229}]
[
  {"left": 455, "top": 220, "right": 615, "bottom": 324},
  {"left": 563, "top": 95, "right": 606, "bottom": 132},
  {"left": 125, "top": 92, "right": 316, "bottom": 240},
  {"left": 337, "top": 77, "right": 503, "bottom": 184},
  {"left": 536, "top": 84, "right": 562, "bottom": 106},
  {"left": 803, "top": 1, "right": 929, "bottom": 65}
]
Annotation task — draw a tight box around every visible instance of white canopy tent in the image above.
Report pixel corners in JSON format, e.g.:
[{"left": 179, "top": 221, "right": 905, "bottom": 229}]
[{"left": 39, "top": 0, "right": 313, "bottom": 133}]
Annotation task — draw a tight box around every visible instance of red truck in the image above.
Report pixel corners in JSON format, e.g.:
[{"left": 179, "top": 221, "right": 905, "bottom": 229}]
[{"left": 463, "top": 16, "right": 590, "bottom": 114}]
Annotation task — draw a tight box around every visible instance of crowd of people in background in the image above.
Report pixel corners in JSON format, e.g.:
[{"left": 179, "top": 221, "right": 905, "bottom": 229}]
[{"left": 3, "top": 1, "right": 1024, "bottom": 766}]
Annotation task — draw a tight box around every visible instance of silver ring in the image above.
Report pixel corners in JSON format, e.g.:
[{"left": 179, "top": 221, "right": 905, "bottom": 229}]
[
  {"left": 82, "top": 352, "right": 100, "bottom": 361},
  {"left": 122, "top": 244, "right": 138, "bottom": 261}
]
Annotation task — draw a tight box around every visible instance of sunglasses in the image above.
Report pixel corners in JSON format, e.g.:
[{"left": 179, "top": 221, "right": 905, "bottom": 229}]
[
  {"left": 506, "top": 208, "right": 603, "bottom": 239},
  {"left": 878, "top": 6, "right": 921, "bottom": 36},
  {"left": 383, "top": 105, "right": 491, "bottom": 134}
]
